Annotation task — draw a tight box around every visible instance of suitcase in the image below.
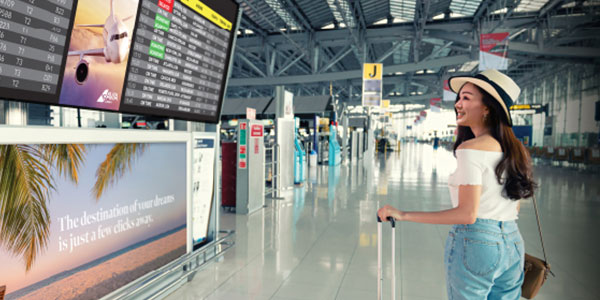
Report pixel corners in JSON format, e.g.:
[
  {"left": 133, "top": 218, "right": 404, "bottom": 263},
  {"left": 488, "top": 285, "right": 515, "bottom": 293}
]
[{"left": 377, "top": 216, "right": 396, "bottom": 300}]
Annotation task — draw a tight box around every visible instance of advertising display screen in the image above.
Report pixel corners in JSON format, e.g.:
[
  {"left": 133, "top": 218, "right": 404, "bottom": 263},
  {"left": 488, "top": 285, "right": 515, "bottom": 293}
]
[
  {"left": 191, "top": 133, "right": 215, "bottom": 245},
  {"left": 0, "top": 142, "right": 187, "bottom": 299},
  {"left": 0, "top": 0, "right": 239, "bottom": 123}
]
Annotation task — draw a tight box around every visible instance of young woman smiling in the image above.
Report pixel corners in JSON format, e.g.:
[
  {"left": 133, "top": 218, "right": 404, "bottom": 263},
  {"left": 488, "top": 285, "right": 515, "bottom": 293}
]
[{"left": 378, "top": 69, "right": 536, "bottom": 299}]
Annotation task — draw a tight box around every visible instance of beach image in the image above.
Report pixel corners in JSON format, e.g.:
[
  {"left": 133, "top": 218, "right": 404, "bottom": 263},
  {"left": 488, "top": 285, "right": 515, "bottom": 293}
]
[
  {"left": 0, "top": 143, "right": 187, "bottom": 299},
  {"left": 59, "top": 0, "right": 139, "bottom": 110}
]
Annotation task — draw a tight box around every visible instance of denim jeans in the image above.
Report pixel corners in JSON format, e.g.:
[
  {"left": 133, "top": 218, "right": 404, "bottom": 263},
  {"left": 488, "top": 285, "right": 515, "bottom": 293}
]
[{"left": 445, "top": 218, "right": 525, "bottom": 300}]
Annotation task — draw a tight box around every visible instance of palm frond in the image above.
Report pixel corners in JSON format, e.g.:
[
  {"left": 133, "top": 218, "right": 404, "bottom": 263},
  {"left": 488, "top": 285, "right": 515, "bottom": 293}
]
[
  {"left": 0, "top": 145, "right": 53, "bottom": 271},
  {"left": 39, "top": 144, "right": 86, "bottom": 183},
  {"left": 93, "top": 143, "right": 147, "bottom": 200}
]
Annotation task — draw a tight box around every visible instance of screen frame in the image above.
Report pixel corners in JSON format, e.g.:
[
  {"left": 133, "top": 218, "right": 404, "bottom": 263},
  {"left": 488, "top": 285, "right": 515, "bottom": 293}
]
[{"left": 0, "top": 0, "right": 241, "bottom": 124}]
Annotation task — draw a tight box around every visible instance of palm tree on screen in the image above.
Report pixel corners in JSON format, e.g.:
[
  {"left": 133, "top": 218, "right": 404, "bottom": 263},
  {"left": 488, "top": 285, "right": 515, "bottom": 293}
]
[
  {"left": 0, "top": 144, "right": 85, "bottom": 271},
  {"left": 92, "top": 143, "right": 146, "bottom": 200}
]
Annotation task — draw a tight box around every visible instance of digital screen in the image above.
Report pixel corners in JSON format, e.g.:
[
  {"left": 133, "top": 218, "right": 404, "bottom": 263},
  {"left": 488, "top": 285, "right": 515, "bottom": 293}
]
[
  {"left": 0, "top": 0, "right": 239, "bottom": 123},
  {"left": 0, "top": 142, "right": 186, "bottom": 300}
]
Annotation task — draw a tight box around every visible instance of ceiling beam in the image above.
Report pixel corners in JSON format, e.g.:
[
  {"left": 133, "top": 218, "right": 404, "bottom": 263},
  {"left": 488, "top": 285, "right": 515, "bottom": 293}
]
[
  {"left": 228, "top": 55, "right": 471, "bottom": 86},
  {"left": 235, "top": 13, "right": 597, "bottom": 51}
]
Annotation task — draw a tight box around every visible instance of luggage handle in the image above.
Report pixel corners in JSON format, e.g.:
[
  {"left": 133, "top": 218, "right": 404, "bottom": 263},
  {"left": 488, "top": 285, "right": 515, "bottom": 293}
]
[
  {"left": 377, "top": 216, "right": 396, "bottom": 227},
  {"left": 377, "top": 216, "right": 396, "bottom": 300}
]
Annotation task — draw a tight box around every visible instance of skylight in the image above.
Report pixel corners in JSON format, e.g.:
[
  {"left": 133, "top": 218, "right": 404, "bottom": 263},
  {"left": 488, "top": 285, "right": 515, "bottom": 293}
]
[
  {"left": 450, "top": 0, "right": 483, "bottom": 16},
  {"left": 390, "top": 0, "right": 417, "bottom": 21}
]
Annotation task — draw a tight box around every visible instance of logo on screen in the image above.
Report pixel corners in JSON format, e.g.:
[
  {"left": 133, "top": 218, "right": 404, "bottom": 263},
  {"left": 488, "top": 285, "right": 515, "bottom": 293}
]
[{"left": 97, "top": 89, "right": 119, "bottom": 103}]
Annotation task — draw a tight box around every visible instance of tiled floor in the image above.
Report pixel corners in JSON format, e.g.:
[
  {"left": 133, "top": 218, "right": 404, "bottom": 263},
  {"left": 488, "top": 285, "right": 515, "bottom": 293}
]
[{"left": 165, "top": 142, "right": 600, "bottom": 300}]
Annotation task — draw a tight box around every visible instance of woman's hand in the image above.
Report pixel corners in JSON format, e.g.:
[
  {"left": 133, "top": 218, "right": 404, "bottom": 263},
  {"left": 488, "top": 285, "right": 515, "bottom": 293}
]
[{"left": 377, "top": 205, "right": 406, "bottom": 222}]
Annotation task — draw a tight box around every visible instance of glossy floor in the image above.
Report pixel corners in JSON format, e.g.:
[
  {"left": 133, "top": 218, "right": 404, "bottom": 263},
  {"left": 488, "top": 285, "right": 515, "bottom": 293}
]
[{"left": 165, "top": 143, "right": 600, "bottom": 300}]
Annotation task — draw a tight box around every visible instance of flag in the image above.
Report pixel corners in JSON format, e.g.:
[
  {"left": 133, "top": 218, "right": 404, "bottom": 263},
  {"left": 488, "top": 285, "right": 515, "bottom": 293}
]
[
  {"left": 430, "top": 98, "right": 442, "bottom": 112},
  {"left": 443, "top": 80, "right": 457, "bottom": 101},
  {"left": 479, "top": 32, "right": 509, "bottom": 71}
]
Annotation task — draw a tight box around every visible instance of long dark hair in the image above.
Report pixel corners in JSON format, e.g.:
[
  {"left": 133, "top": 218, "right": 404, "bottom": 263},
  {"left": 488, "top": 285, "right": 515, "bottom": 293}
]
[{"left": 453, "top": 85, "right": 536, "bottom": 200}]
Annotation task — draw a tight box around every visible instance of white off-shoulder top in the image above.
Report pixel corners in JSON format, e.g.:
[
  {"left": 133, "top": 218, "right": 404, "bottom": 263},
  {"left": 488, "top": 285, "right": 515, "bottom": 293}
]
[{"left": 448, "top": 149, "right": 519, "bottom": 221}]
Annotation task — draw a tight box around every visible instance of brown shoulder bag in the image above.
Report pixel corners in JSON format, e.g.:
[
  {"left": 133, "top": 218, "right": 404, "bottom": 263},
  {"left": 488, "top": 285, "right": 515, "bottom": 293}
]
[{"left": 521, "top": 194, "right": 554, "bottom": 299}]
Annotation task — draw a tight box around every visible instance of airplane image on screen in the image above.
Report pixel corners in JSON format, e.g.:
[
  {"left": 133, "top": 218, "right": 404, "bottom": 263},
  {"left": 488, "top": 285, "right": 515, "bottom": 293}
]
[{"left": 68, "top": 0, "right": 134, "bottom": 85}]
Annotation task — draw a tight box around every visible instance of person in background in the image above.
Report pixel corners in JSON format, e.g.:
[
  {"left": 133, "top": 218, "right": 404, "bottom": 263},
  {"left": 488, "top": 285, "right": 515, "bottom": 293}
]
[{"left": 378, "top": 69, "right": 536, "bottom": 299}]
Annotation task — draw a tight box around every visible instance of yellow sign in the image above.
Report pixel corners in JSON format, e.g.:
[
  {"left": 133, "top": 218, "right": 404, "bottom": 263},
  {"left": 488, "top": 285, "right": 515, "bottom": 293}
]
[
  {"left": 510, "top": 104, "right": 531, "bottom": 110},
  {"left": 382, "top": 99, "right": 390, "bottom": 108},
  {"left": 363, "top": 63, "right": 382, "bottom": 80},
  {"left": 181, "top": 0, "right": 233, "bottom": 31}
]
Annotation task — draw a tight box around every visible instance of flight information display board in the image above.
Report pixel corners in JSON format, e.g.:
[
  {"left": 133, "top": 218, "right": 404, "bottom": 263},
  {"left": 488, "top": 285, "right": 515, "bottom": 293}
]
[{"left": 0, "top": 0, "right": 238, "bottom": 123}]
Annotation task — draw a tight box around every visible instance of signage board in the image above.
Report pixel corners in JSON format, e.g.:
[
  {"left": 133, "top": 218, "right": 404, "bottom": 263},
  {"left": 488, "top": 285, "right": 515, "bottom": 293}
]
[
  {"left": 250, "top": 124, "right": 263, "bottom": 137},
  {"left": 238, "top": 121, "right": 247, "bottom": 169},
  {"left": 192, "top": 134, "right": 216, "bottom": 245},
  {"left": 362, "top": 63, "right": 382, "bottom": 107},
  {"left": 246, "top": 107, "right": 256, "bottom": 120}
]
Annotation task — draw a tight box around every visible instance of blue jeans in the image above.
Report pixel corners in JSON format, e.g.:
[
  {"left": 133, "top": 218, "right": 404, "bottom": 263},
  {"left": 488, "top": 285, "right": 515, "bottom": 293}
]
[{"left": 444, "top": 219, "right": 525, "bottom": 300}]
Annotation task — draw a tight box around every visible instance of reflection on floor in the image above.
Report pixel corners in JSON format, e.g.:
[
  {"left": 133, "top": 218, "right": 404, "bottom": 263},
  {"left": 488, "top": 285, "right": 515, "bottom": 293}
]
[{"left": 165, "top": 142, "right": 600, "bottom": 300}]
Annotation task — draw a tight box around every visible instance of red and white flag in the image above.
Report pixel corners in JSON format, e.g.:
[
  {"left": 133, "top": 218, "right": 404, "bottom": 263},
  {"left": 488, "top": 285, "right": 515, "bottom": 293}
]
[
  {"left": 430, "top": 98, "right": 442, "bottom": 112},
  {"left": 479, "top": 32, "right": 509, "bottom": 71},
  {"left": 443, "top": 80, "right": 457, "bottom": 102}
]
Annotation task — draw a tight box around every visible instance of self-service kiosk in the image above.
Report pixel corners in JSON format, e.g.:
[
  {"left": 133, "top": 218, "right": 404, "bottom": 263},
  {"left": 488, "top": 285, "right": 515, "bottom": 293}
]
[
  {"left": 294, "top": 118, "right": 306, "bottom": 184},
  {"left": 329, "top": 124, "right": 341, "bottom": 166},
  {"left": 236, "top": 119, "right": 265, "bottom": 214}
]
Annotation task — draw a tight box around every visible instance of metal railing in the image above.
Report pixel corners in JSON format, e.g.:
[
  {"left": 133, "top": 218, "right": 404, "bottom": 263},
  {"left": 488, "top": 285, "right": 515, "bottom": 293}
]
[
  {"left": 265, "top": 144, "right": 283, "bottom": 199},
  {"left": 107, "top": 230, "right": 235, "bottom": 300}
]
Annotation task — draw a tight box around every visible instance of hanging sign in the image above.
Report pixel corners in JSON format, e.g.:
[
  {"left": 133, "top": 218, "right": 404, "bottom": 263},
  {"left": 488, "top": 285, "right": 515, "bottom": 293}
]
[
  {"left": 443, "top": 80, "right": 457, "bottom": 101},
  {"left": 430, "top": 98, "right": 442, "bottom": 112},
  {"left": 362, "top": 63, "right": 383, "bottom": 107},
  {"left": 479, "top": 32, "right": 510, "bottom": 71},
  {"left": 246, "top": 107, "right": 256, "bottom": 120}
]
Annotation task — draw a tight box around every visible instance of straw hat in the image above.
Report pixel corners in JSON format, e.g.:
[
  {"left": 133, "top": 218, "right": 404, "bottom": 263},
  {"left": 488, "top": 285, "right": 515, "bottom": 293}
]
[{"left": 448, "top": 69, "right": 520, "bottom": 127}]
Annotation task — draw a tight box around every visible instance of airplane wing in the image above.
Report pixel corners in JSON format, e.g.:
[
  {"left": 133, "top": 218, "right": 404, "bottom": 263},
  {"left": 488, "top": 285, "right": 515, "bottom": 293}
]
[
  {"left": 68, "top": 48, "right": 105, "bottom": 57},
  {"left": 76, "top": 24, "right": 104, "bottom": 28}
]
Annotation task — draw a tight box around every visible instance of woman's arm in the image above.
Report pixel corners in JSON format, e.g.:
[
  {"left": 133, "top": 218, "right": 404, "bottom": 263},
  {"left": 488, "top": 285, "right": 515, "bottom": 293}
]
[{"left": 378, "top": 185, "right": 481, "bottom": 225}]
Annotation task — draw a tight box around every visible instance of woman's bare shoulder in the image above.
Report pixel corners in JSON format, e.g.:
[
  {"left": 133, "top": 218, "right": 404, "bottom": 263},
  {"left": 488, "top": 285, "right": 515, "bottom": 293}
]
[{"left": 457, "top": 135, "right": 501, "bottom": 152}]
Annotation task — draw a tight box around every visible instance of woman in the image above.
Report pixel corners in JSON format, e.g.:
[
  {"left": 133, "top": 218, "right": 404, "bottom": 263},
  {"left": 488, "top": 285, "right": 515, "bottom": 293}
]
[{"left": 377, "top": 69, "right": 536, "bottom": 299}]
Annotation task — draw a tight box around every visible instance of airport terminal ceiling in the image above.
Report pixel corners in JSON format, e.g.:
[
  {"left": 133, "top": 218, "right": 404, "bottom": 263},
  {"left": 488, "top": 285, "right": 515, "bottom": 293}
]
[{"left": 226, "top": 0, "right": 600, "bottom": 108}]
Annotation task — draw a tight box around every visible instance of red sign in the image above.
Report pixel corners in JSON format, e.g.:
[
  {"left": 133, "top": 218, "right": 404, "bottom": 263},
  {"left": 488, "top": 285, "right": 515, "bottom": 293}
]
[
  {"left": 246, "top": 108, "right": 256, "bottom": 120},
  {"left": 251, "top": 124, "right": 263, "bottom": 137},
  {"left": 480, "top": 32, "right": 509, "bottom": 54},
  {"left": 239, "top": 146, "right": 246, "bottom": 154},
  {"left": 239, "top": 161, "right": 246, "bottom": 168},
  {"left": 158, "top": 0, "right": 174, "bottom": 12},
  {"left": 240, "top": 122, "right": 247, "bottom": 130},
  {"left": 254, "top": 138, "right": 259, "bottom": 154}
]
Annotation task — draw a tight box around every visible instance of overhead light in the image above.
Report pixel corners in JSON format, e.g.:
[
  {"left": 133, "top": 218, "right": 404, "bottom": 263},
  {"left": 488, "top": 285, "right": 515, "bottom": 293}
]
[{"left": 395, "top": 72, "right": 404, "bottom": 75}]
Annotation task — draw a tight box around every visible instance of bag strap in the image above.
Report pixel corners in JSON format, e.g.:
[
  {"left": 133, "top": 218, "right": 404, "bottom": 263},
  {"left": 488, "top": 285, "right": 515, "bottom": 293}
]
[{"left": 531, "top": 194, "right": 555, "bottom": 276}]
